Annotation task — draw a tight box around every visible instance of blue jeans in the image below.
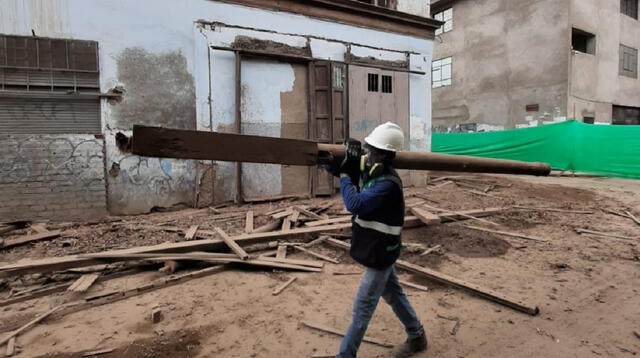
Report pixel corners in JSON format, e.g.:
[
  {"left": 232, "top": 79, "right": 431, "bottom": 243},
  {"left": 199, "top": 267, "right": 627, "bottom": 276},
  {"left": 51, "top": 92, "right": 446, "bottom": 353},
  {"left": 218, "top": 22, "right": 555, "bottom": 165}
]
[{"left": 336, "top": 265, "right": 424, "bottom": 358}]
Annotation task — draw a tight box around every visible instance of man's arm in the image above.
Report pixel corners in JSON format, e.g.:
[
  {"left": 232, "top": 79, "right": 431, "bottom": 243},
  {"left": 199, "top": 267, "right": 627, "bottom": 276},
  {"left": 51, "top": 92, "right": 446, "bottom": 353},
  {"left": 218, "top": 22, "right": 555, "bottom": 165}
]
[{"left": 340, "top": 174, "right": 395, "bottom": 216}]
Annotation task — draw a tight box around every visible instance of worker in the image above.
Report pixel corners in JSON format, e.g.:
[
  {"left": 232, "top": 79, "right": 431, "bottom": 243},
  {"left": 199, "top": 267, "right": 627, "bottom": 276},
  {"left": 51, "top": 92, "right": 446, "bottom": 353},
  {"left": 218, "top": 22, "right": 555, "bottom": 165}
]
[{"left": 325, "top": 122, "right": 427, "bottom": 358}]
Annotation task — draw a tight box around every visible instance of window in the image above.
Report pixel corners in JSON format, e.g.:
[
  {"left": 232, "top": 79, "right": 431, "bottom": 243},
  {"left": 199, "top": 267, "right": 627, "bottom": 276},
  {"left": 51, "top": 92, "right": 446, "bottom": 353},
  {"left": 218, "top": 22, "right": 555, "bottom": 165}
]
[
  {"left": 619, "top": 44, "right": 638, "bottom": 78},
  {"left": 434, "top": 8, "right": 453, "bottom": 35},
  {"left": 621, "top": 0, "right": 639, "bottom": 19},
  {"left": 583, "top": 116, "right": 595, "bottom": 124},
  {"left": 0, "top": 35, "right": 101, "bottom": 134},
  {"left": 381, "top": 75, "right": 393, "bottom": 93},
  {"left": 613, "top": 105, "right": 640, "bottom": 125},
  {"left": 432, "top": 57, "right": 452, "bottom": 88},
  {"left": 572, "top": 28, "right": 596, "bottom": 55},
  {"left": 355, "top": 0, "right": 391, "bottom": 8},
  {"left": 368, "top": 73, "right": 379, "bottom": 92}
]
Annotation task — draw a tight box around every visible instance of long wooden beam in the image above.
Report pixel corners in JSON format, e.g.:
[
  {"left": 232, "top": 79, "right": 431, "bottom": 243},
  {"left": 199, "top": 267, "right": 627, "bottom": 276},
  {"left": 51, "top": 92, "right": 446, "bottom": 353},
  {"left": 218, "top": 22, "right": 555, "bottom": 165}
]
[{"left": 131, "top": 126, "right": 551, "bottom": 176}]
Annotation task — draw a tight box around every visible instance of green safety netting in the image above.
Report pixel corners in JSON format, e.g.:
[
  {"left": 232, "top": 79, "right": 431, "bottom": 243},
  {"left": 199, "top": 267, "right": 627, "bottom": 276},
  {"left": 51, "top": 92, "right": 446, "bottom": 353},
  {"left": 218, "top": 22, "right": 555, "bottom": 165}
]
[{"left": 431, "top": 120, "right": 640, "bottom": 180}]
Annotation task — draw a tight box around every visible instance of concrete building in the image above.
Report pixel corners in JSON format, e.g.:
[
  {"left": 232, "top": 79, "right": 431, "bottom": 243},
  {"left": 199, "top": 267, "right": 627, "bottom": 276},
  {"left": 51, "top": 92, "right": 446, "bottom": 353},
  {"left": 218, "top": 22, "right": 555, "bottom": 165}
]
[
  {"left": 430, "top": 0, "right": 640, "bottom": 132},
  {"left": 0, "top": 0, "right": 440, "bottom": 220}
]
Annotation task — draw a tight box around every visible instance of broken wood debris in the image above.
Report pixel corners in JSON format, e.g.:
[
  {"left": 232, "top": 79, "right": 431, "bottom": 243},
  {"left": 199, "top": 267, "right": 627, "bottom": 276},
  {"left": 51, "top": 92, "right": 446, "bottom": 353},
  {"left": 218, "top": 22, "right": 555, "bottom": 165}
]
[
  {"left": 513, "top": 206, "right": 594, "bottom": 214},
  {"left": 0, "top": 230, "right": 61, "bottom": 250},
  {"left": 575, "top": 228, "right": 639, "bottom": 241},
  {"left": 276, "top": 245, "right": 288, "bottom": 259},
  {"left": 301, "top": 320, "right": 393, "bottom": 348},
  {"left": 81, "top": 348, "right": 116, "bottom": 357},
  {"left": 460, "top": 225, "right": 548, "bottom": 243},
  {"left": 0, "top": 222, "right": 352, "bottom": 278},
  {"left": 272, "top": 277, "right": 297, "bottom": 296},
  {"left": 325, "top": 238, "right": 539, "bottom": 315},
  {"left": 399, "top": 279, "right": 428, "bottom": 292},
  {"left": 215, "top": 227, "right": 250, "bottom": 260},
  {"left": 410, "top": 206, "right": 441, "bottom": 225},
  {"left": 184, "top": 225, "right": 199, "bottom": 240},
  {"left": 6, "top": 337, "right": 15, "bottom": 356},
  {"left": 420, "top": 244, "right": 442, "bottom": 256},
  {"left": 245, "top": 211, "right": 254, "bottom": 233},
  {"left": 0, "top": 305, "right": 65, "bottom": 346},
  {"left": 292, "top": 245, "right": 340, "bottom": 264},
  {"left": 67, "top": 274, "right": 100, "bottom": 293}
]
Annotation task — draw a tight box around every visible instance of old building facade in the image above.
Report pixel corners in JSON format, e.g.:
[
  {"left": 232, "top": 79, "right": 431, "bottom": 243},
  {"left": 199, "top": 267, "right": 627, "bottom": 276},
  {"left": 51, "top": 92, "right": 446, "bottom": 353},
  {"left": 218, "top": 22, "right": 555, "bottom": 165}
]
[
  {"left": 430, "top": 0, "right": 640, "bottom": 132},
  {"left": 0, "top": 0, "right": 439, "bottom": 220}
]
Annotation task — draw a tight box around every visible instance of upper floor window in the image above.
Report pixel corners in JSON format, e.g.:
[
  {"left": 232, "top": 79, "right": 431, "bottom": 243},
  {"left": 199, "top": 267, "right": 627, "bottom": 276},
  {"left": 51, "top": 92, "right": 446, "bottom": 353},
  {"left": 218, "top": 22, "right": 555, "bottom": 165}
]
[
  {"left": 620, "top": 44, "right": 638, "bottom": 78},
  {"left": 621, "top": 0, "right": 638, "bottom": 19},
  {"left": 432, "top": 57, "right": 452, "bottom": 88},
  {"left": 434, "top": 8, "right": 453, "bottom": 35},
  {"left": 572, "top": 28, "right": 596, "bottom": 55}
]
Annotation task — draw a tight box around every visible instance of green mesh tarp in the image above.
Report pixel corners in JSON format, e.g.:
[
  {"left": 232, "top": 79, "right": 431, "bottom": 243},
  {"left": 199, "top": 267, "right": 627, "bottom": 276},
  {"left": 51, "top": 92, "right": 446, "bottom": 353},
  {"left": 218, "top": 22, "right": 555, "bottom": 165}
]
[{"left": 432, "top": 120, "right": 640, "bottom": 179}]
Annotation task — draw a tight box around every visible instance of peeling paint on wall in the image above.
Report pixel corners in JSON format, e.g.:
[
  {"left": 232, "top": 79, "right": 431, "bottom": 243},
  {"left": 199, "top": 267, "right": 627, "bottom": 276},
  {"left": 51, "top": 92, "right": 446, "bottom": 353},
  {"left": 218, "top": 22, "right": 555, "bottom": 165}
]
[{"left": 112, "top": 48, "right": 196, "bottom": 130}]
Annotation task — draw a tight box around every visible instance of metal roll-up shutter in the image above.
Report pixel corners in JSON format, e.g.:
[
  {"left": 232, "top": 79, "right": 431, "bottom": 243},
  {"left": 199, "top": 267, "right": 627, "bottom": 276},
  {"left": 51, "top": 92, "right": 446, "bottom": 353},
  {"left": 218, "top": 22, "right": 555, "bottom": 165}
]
[{"left": 0, "top": 97, "right": 101, "bottom": 134}]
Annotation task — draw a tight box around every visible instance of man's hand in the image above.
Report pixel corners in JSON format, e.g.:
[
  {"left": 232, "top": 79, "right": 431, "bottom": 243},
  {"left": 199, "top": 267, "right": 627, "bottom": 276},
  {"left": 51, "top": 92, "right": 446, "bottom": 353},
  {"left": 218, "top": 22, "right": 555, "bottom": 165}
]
[{"left": 340, "top": 138, "right": 361, "bottom": 176}]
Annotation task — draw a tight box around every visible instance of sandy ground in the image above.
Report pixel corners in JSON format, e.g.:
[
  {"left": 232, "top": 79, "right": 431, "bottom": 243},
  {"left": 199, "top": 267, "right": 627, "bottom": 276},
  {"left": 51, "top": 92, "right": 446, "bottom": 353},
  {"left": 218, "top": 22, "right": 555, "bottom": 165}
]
[{"left": 1, "top": 173, "right": 639, "bottom": 358}]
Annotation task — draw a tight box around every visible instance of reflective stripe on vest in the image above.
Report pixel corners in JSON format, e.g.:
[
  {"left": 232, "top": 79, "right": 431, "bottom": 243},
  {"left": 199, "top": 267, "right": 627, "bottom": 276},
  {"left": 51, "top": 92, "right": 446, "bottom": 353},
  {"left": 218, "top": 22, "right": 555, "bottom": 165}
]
[{"left": 354, "top": 217, "right": 403, "bottom": 236}]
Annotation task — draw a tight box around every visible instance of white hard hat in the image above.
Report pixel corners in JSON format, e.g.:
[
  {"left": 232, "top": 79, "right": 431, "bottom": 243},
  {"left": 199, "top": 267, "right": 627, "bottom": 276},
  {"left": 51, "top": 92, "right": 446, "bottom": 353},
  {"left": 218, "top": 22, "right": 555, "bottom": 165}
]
[{"left": 364, "top": 122, "right": 405, "bottom": 152}]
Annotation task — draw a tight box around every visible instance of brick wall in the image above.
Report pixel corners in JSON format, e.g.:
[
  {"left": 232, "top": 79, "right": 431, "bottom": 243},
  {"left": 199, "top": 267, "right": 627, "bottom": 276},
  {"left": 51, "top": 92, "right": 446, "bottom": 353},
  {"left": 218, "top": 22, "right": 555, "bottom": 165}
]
[{"left": 0, "top": 134, "right": 108, "bottom": 221}]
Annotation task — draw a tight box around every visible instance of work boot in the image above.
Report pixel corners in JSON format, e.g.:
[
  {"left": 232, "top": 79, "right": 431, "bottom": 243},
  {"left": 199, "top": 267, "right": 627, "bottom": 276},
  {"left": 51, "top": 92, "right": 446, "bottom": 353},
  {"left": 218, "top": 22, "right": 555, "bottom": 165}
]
[{"left": 391, "top": 333, "right": 428, "bottom": 358}]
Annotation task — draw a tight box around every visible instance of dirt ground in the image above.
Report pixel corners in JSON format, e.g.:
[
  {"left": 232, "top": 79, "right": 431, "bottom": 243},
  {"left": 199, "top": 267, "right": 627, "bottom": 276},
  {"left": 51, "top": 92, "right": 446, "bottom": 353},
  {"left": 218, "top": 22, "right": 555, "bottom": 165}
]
[{"left": 1, "top": 173, "right": 639, "bottom": 358}]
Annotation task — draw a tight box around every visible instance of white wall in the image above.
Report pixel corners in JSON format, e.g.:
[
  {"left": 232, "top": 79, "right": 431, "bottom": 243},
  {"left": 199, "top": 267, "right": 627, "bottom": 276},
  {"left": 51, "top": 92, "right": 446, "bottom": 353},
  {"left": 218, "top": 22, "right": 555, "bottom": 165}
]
[{"left": 1, "top": 0, "right": 433, "bottom": 211}]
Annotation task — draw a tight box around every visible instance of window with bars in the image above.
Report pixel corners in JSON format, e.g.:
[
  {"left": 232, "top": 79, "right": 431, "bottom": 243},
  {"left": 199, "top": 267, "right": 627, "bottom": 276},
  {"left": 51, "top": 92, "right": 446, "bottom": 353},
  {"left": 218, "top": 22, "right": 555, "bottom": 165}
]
[
  {"left": 381, "top": 75, "right": 393, "bottom": 93},
  {"left": 0, "top": 35, "right": 101, "bottom": 134},
  {"left": 620, "top": 44, "right": 638, "bottom": 78},
  {"left": 434, "top": 8, "right": 453, "bottom": 35},
  {"left": 368, "top": 73, "right": 379, "bottom": 92},
  {"left": 432, "top": 57, "right": 452, "bottom": 88},
  {"left": 621, "top": 0, "right": 639, "bottom": 19},
  {"left": 0, "top": 35, "right": 99, "bottom": 92}
]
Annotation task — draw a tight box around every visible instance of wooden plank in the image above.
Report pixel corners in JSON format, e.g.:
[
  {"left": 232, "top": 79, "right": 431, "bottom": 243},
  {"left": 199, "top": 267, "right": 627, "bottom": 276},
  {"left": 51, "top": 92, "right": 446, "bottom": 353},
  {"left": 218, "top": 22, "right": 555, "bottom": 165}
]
[
  {"left": 30, "top": 223, "right": 49, "bottom": 234},
  {"left": 276, "top": 245, "right": 287, "bottom": 260},
  {"left": 305, "top": 216, "right": 351, "bottom": 227},
  {"left": 272, "top": 277, "right": 297, "bottom": 296},
  {"left": 294, "top": 206, "right": 325, "bottom": 220},
  {"left": 281, "top": 216, "right": 292, "bottom": 231},
  {"left": 399, "top": 280, "right": 429, "bottom": 291},
  {"left": 184, "top": 225, "right": 199, "bottom": 240},
  {"left": 624, "top": 210, "right": 640, "bottom": 226},
  {"left": 293, "top": 245, "right": 340, "bottom": 264},
  {"left": 1, "top": 230, "right": 61, "bottom": 249},
  {"left": 325, "top": 238, "right": 539, "bottom": 315},
  {"left": 253, "top": 220, "right": 281, "bottom": 233},
  {"left": 214, "top": 227, "right": 250, "bottom": 260},
  {"left": 245, "top": 211, "right": 254, "bottom": 233},
  {"left": 513, "top": 206, "right": 594, "bottom": 214},
  {"left": 67, "top": 274, "right": 100, "bottom": 293},
  {"left": 439, "top": 207, "right": 510, "bottom": 223},
  {"left": 462, "top": 189, "right": 502, "bottom": 198},
  {"left": 0, "top": 223, "right": 352, "bottom": 278},
  {"left": 460, "top": 225, "right": 548, "bottom": 243},
  {"left": 81, "top": 348, "right": 115, "bottom": 357},
  {"left": 423, "top": 203, "right": 502, "bottom": 226},
  {"left": 301, "top": 321, "right": 393, "bottom": 348},
  {"left": 290, "top": 209, "right": 301, "bottom": 225},
  {"left": 0, "top": 305, "right": 64, "bottom": 346},
  {"left": 0, "top": 225, "right": 19, "bottom": 236},
  {"left": 272, "top": 208, "right": 294, "bottom": 219},
  {"left": 6, "top": 337, "right": 15, "bottom": 356},
  {"left": 420, "top": 244, "right": 442, "bottom": 256},
  {"left": 410, "top": 206, "right": 441, "bottom": 225},
  {"left": 132, "top": 125, "right": 319, "bottom": 165},
  {"left": 259, "top": 256, "right": 324, "bottom": 269},
  {"left": 575, "top": 228, "right": 638, "bottom": 241}
]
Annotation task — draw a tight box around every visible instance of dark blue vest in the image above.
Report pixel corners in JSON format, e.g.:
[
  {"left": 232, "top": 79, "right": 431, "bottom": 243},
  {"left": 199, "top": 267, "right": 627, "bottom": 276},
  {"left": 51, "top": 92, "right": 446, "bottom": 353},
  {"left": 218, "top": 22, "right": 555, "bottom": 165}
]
[{"left": 350, "top": 168, "right": 404, "bottom": 269}]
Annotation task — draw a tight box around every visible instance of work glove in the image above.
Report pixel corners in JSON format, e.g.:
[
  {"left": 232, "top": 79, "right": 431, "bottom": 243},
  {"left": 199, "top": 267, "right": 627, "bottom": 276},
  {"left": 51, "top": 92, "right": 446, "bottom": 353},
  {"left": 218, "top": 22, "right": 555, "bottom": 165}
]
[
  {"left": 323, "top": 163, "right": 340, "bottom": 177},
  {"left": 340, "top": 138, "right": 362, "bottom": 177}
]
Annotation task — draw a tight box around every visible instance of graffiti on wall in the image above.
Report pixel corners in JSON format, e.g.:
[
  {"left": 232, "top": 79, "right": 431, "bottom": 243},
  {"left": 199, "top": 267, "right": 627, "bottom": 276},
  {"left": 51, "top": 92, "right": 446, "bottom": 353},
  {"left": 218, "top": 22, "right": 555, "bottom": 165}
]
[{"left": 0, "top": 136, "right": 105, "bottom": 200}]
